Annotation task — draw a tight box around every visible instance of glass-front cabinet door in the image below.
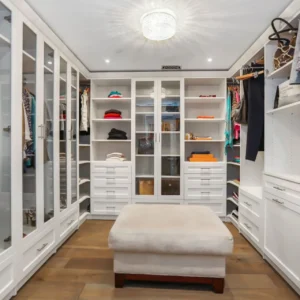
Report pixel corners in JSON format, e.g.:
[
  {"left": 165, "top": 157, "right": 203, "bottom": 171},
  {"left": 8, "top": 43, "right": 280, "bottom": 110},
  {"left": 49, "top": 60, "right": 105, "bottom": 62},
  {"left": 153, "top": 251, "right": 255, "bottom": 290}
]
[
  {"left": 0, "top": 2, "right": 12, "bottom": 251},
  {"left": 134, "top": 81, "right": 157, "bottom": 197},
  {"left": 71, "top": 68, "right": 77, "bottom": 204},
  {"left": 159, "top": 80, "right": 182, "bottom": 198},
  {"left": 22, "top": 24, "right": 37, "bottom": 237},
  {"left": 59, "top": 58, "right": 68, "bottom": 211},
  {"left": 43, "top": 43, "right": 54, "bottom": 223}
]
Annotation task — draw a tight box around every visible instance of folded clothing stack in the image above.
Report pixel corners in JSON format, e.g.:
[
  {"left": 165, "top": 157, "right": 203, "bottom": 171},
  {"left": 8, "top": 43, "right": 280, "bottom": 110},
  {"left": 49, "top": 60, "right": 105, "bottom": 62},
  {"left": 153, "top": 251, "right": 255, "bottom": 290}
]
[
  {"left": 232, "top": 192, "right": 239, "bottom": 202},
  {"left": 108, "top": 91, "right": 123, "bottom": 98},
  {"left": 185, "top": 133, "right": 213, "bottom": 141},
  {"left": 106, "top": 152, "right": 126, "bottom": 162},
  {"left": 108, "top": 128, "right": 128, "bottom": 140},
  {"left": 188, "top": 151, "right": 218, "bottom": 162},
  {"left": 104, "top": 109, "right": 122, "bottom": 119},
  {"left": 233, "top": 156, "right": 240, "bottom": 163}
]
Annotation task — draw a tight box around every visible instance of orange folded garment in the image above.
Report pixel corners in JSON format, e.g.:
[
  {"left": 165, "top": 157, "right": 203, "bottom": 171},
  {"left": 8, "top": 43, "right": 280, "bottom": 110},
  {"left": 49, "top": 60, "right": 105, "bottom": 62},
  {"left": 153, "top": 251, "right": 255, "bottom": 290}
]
[
  {"left": 193, "top": 137, "right": 213, "bottom": 141},
  {"left": 197, "top": 116, "right": 215, "bottom": 119},
  {"left": 191, "top": 154, "right": 214, "bottom": 158},
  {"left": 189, "top": 157, "right": 217, "bottom": 162}
]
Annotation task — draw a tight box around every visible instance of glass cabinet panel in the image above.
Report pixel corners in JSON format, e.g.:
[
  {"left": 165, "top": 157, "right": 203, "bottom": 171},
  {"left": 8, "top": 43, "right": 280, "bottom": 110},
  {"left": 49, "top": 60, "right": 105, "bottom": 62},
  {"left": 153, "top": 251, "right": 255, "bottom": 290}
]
[
  {"left": 71, "top": 68, "right": 77, "bottom": 204},
  {"left": 135, "top": 81, "right": 156, "bottom": 196},
  {"left": 160, "top": 81, "right": 181, "bottom": 196},
  {"left": 22, "top": 24, "right": 37, "bottom": 236},
  {"left": 59, "top": 58, "right": 68, "bottom": 211},
  {"left": 0, "top": 2, "right": 11, "bottom": 251},
  {"left": 44, "top": 43, "right": 54, "bottom": 222}
]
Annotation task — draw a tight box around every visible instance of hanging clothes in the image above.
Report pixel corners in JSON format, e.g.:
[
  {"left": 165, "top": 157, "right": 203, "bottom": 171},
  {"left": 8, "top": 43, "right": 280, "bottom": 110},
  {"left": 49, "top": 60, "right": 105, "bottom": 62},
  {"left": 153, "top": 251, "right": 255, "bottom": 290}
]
[
  {"left": 80, "top": 89, "right": 89, "bottom": 132},
  {"left": 244, "top": 69, "right": 265, "bottom": 161},
  {"left": 225, "top": 91, "right": 233, "bottom": 153}
]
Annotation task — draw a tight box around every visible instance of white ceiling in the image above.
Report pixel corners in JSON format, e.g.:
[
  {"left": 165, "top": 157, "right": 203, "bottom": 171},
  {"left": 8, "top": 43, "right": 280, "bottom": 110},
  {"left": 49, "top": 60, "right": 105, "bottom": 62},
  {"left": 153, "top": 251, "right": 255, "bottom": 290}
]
[{"left": 25, "top": 0, "right": 292, "bottom": 72}]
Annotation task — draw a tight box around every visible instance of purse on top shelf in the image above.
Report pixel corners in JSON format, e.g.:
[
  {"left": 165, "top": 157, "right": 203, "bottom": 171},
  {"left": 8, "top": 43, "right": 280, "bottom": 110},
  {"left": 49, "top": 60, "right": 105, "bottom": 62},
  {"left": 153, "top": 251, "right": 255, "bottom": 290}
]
[{"left": 269, "top": 18, "right": 298, "bottom": 71}]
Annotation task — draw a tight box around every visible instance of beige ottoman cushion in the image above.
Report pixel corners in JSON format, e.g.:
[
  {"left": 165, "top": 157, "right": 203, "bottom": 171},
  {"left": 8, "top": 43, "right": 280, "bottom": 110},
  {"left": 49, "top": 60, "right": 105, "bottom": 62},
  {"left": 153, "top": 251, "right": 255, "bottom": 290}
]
[{"left": 109, "top": 204, "right": 233, "bottom": 256}]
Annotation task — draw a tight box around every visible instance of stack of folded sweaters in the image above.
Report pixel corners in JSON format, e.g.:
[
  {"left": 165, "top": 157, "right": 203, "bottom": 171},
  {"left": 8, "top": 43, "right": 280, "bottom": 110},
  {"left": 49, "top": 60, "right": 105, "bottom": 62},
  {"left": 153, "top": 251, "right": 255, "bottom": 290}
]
[
  {"left": 188, "top": 151, "right": 218, "bottom": 162},
  {"left": 108, "top": 128, "right": 128, "bottom": 140},
  {"left": 108, "top": 91, "right": 123, "bottom": 98},
  {"left": 106, "top": 152, "right": 126, "bottom": 162},
  {"left": 104, "top": 109, "right": 122, "bottom": 119}
]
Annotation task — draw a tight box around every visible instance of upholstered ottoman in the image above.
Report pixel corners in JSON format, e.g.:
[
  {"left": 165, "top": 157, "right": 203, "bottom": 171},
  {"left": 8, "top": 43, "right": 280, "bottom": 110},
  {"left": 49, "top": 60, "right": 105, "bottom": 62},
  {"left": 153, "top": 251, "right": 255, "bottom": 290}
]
[{"left": 108, "top": 205, "right": 233, "bottom": 293}]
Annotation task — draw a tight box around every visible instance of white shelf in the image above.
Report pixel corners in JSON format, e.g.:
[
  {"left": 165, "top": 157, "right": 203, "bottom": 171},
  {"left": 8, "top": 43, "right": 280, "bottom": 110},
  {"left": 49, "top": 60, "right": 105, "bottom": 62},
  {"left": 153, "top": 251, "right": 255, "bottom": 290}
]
[
  {"left": 162, "top": 176, "right": 180, "bottom": 179},
  {"left": 79, "top": 179, "right": 90, "bottom": 185},
  {"left": 79, "top": 195, "right": 90, "bottom": 204},
  {"left": 163, "top": 95, "right": 180, "bottom": 98},
  {"left": 233, "top": 144, "right": 240, "bottom": 148},
  {"left": 92, "top": 118, "right": 131, "bottom": 122},
  {"left": 23, "top": 50, "right": 35, "bottom": 62},
  {"left": 92, "top": 97, "right": 131, "bottom": 101},
  {"left": 136, "top": 154, "right": 154, "bottom": 157},
  {"left": 266, "top": 102, "right": 300, "bottom": 115},
  {"left": 92, "top": 139, "right": 131, "bottom": 142},
  {"left": 162, "top": 131, "right": 180, "bottom": 134},
  {"left": 71, "top": 84, "right": 77, "bottom": 90},
  {"left": 136, "top": 112, "right": 154, "bottom": 115},
  {"left": 227, "top": 180, "right": 240, "bottom": 188},
  {"left": 136, "top": 131, "right": 154, "bottom": 134},
  {"left": 264, "top": 172, "right": 300, "bottom": 185},
  {"left": 228, "top": 214, "right": 239, "bottom": 229},
  {"left": 185, "top": 118, "right": 225, "bottom": 123},
  {"left": 240, "top": 186, "right": 263, "bottom": 201},
  {"left": 44, "top": 65, "right": 53, "bottom": 74},
  {"left": 60, "top": 76, "right": 66, "bottom": 83},
  {"left": 227, "top": 197, "right": 239, "bottom": 207},
  {"left": 227, "top": 162, "right": 240, "bottom": 167},
  {"left": 267, "top": 60, "right": 293, "bottom": 79},
  {"left": 185, "top": 97, "right": 225, "bottom": 104},
  {"left": 161, "top": 154, "right": 180, "bottom": 157},
  {"left": 79, "top": 161, "right": 90, "bottom": 165},
  {"left": 161, "top": 112, "right": 180, "bottom": 115},
  {"left": 0, "top": 33, "right": 11, "bottom": 45},
  {"left": 79, "top": 144, "right": 90, "bottom": 147},
  {"left": 136, "top": 175, "right": 154, "bottom": 178},
  {"left": 136, "top": 95, "right": 154, "bottom": 98},
  {"left": 185, "top": 140, "right": 225, "bottom": 143}
]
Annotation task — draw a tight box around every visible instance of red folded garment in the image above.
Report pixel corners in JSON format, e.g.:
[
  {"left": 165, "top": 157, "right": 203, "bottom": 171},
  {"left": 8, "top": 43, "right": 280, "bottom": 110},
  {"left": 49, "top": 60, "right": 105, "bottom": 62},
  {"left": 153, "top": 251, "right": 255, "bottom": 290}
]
[
  {"left": 104, "top": 116, "right": 122, "bottom": 119},
  {"left": 104, "top": 113, "right": 121, "bottom": 118}
]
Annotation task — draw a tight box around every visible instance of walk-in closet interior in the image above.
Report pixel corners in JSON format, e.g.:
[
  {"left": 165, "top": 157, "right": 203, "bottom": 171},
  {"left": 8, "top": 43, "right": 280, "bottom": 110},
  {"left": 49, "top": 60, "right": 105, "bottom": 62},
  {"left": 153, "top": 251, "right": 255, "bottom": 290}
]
[{"left": 1, "top": 0, "right": 300, "bottom": 299}]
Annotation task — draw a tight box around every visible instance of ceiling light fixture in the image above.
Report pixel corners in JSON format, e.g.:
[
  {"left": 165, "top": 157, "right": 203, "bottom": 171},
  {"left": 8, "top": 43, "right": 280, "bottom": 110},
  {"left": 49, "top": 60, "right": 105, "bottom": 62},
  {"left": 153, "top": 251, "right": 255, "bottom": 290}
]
[
  {"left": 105, "top": 59, "right": 110, "bottom": 64},
  {"left": 141, "top": 9, "right": 177, "bottom": 41},
  {"left": 207, "top": 58, "right": 213, "bottom": 62}
]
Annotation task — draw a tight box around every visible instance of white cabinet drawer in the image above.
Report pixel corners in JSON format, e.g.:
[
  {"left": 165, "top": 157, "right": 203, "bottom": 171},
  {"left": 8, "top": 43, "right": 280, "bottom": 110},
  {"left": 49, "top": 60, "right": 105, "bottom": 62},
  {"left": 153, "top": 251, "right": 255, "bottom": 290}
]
[
  {"left": 185, "top": 185, "right": 226, "bottom": 201},
  {"left": 91, "top": 163, "right": 131, "bottom": 175},
  {"left": 92, "top": 174, "right": 131, "bottom": 186},
  {"left": 264, "top": 175, "right": 300, "bottom": 206},
  {"left": 184, "top": 162, "right": 226, "bottom": 174},
  {"left": 239, "top": 212, "right": 260, "bottom": 244},
  {"left": 22, "top": 228, "right": 55, "bottom": 273},
  {"left": 185, "top": 202, "right": 225, "bottom": 216},
  {"left": 185, "top": 174, "right": 226, "bottom": 186},
  {"left": 239, "top": 202, "right": 260, "bottom": 226},
  {"left": 60, "top": 209, "right": 78, "bottom": 239},
  {"left": 0, "top": 256, "right": 13, "bottom": 299},
  {"left": 92, "top": 201, "right": 127, "bottom": 215},
  {"left": 239, "top": 191, "right": 260, "bottom": 217},
  {"left": 91, "top": 185, "right": 131, "bottom": 199}
]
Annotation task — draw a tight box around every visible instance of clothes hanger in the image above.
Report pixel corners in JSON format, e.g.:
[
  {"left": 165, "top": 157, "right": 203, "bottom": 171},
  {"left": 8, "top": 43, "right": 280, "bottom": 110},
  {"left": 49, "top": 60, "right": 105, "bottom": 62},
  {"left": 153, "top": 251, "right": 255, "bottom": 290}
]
[{"left": 236, "top": 70, "right": 264, "bottom": 81}]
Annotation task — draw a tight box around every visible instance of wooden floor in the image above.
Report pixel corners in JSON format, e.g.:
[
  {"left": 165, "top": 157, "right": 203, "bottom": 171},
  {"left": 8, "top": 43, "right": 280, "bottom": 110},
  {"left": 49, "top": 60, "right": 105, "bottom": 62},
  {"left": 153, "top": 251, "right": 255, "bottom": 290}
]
[{"left": 13, "top": 220, "right": 299, "bottom": 300}]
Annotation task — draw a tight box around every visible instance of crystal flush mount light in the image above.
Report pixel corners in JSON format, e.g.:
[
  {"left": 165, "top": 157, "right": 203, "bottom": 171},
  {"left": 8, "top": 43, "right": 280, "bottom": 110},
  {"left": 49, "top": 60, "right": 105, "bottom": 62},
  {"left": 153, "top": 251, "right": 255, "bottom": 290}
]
[{"left": 141, "top": 9, "right": 177, "bottom": 41}]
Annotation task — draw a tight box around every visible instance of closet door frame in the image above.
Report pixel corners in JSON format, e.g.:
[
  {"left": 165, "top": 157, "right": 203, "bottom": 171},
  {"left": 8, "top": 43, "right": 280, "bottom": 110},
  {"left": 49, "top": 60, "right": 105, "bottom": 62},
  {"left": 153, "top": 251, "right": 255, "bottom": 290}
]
[
  {"left": 157, "top": 78, "right": 184, "bottom": 202},
  {"left": 132, "top": 78, "right": 159, "bottom": 201}
]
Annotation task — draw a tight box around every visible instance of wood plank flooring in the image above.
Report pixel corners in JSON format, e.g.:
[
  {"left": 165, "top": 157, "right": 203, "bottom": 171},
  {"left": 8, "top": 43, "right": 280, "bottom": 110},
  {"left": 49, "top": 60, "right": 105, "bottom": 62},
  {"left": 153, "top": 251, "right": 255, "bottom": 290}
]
[{"left": 13, "top": 220, "right": 300, "bottom": 300}]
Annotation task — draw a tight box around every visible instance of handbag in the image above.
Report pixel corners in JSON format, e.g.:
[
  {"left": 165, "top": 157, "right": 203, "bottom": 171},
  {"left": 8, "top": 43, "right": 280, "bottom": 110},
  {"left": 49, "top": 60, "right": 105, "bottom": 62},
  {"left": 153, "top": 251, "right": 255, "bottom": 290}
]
[{"left": 269, "top": 18, "right": 298, "bottom": 70}]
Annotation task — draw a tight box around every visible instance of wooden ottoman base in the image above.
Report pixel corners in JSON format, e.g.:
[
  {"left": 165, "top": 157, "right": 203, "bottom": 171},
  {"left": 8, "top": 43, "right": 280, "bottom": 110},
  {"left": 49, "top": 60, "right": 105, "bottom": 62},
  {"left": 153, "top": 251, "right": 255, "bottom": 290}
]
[{"left": 115, "top": 273, "right": 225, "bottom": 294}]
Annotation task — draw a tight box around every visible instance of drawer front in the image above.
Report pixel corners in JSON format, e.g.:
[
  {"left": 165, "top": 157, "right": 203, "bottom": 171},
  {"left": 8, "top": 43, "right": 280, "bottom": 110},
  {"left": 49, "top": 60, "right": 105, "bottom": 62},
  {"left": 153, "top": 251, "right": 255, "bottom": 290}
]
[
  {"left": 91, "top": 185, "right": 131, "bottom": 199},
  {"left": 185, "top": 202, "right": 225, "bottom": 216},
  {"left": 184, "top": 162, "right": 226, "bottom": 174},
  {"left": 0, "top": 257, "right": 14, "bottom": 299},
  {"left": 92, "top": 174, "right": 131, "bottom": 186},
  {"left": 23, "top": 229, "right": 55, "bottom": 273},
  {"left": 185, "top": 174, "right": 226, "bottom": 186},
  {"left": 265, "top": 175, "right": 300, "bottom": 206},
  {"left": 92, "top": 201, "right": 127, "bottom": 215},
  {"left": 239, "top": 212, "right": 260, "bottom": 244},
  {"left": 239, "top": 202, "right": 260, "bottom": 226},
  {"left": 60, "top": 209, "right": 78, "bottom": 239},
  {"left": 239, "top": 191, "right": 260, "bottom": 217},
  {"left": 91, "top": 163, "right": 131, "bottom": 175},
  {"left": 185, "top": 185, "right": 226, "bottom": 201}
]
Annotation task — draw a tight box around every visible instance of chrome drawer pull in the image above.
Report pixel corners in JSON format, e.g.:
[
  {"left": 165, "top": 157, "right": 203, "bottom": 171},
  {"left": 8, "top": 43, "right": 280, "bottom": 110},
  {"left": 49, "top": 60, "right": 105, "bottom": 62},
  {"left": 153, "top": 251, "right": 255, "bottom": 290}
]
[
  {"left": 106, "top": 206, "right": 115, "bottom": 210},
  {"left": 272, "top": 198, "right": 284, "bottom": 205},
  {"left": 68, "top": 220, "right": 74, "bottom": 226},
  {"left": 244, "top": 201, "right": 252, "bottom": 207},
  {"left": 244, "top": 223, "right": 251, "bottom": 230},
  {"left": 37, "top": 243, "right": 48, "bottom": 252},
  {"left": 273, "top": 186, "right": 285, "bottom": 192}
]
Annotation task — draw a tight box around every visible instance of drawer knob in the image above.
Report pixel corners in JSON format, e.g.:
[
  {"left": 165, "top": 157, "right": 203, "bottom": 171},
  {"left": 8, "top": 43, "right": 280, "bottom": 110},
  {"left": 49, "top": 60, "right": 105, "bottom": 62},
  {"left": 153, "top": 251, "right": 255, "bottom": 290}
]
[
  {"left": 244, "top": 201, "right": 252, "bottom": 207},
  {"left": 37, "top": 243, "right": 48, "bottom": 252},
  {"left": 244, "top": 223, "right": 251, "bottom": 230},
  {"left": 273, "top": 186, "right": 285, "bottom": 192},
  {"left": 272, "top": 198, "right": 284, "bottom": 205}
]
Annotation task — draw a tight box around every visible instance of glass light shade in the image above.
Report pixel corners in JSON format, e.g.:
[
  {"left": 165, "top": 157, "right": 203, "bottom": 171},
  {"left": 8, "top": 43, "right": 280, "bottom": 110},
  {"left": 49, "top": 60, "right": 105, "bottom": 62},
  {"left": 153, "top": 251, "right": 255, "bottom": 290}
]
[{"left": 141, "top": 9, "right": 177, "bottom": 41}]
